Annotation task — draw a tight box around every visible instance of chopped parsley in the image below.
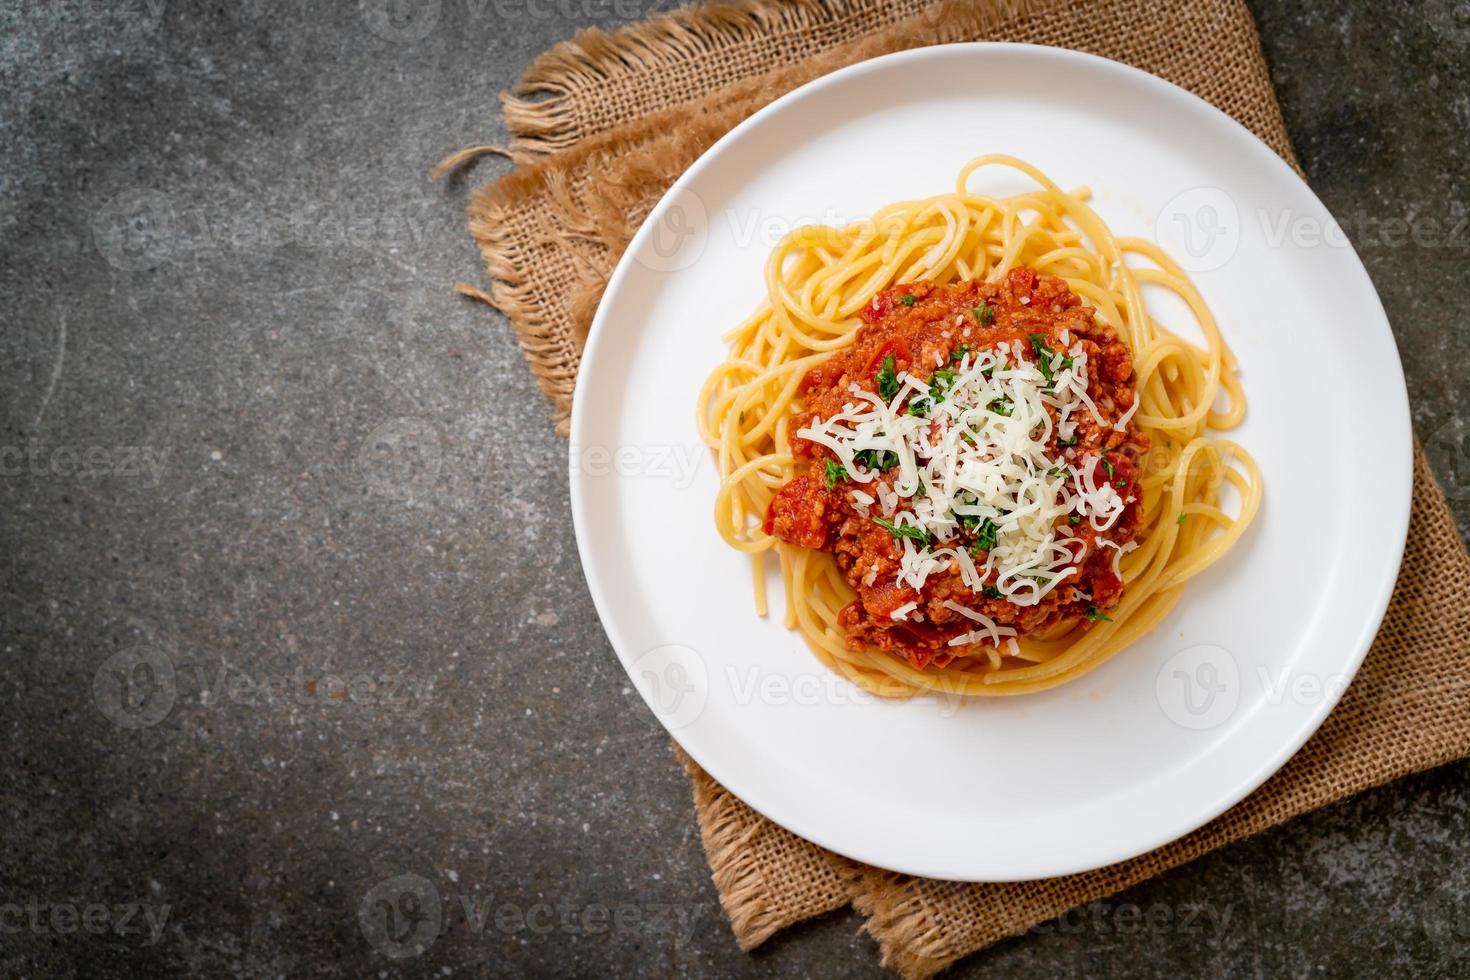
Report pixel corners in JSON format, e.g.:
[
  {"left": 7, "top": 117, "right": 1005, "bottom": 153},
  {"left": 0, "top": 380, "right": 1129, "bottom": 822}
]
[
  {"left": 908, "top": 368, "right": 957, "bottom": 417},
  {"left": 1028, "top": 332, "right": 1074, "bottom": 386},
  {"left": 1068, "top": 514, "right": 1082, "bottom": 526},
  {"left": 1029, "top": 333, "right": 1056, "bottom": 384},
  {"left": 1115, "top": 479, "right": 1128, "bottom": 489},
  {"left": 1028, "top": 333, "right": 1054, "bottom": 383},
  {"left": 928, "top": 368, "right": 956, "bottom": 403},
  {"left": 1176, "top": 512, "right": 1188, "bottom": 525},
  {"left": 875, "top": 517, "right": 931, "bottom": 546},
  {"left": 972, "top": 304, "right": 995, "bottom": 325},
  {"left": 1085, "top": 605, "right": 1113, "bottom": 623},
  {"left": 823, "top": 459, "right": 847, "bottom": 489},
  {"left": 853, "top": 448, "right": 898, "bottom": 472},
  {"left": 987, "top": 397, "right": 1015, "bottom": 417},
  {"left": 973, "top": 517, "right": 1000, "bottom": 551},
  {"left": 901, "top": 293, "right": 917, "bottom": 307},
  {"left": 949, "top": 344, "right": 971, "bottom": 363},
  {"left": 1058, "top": 433, "right": 1078, "bottom": 448},
  {"left": 875, "top": 354, "right": 899, "bottom": 401},
  {"left": 1101, "top": 457, "right": 1116, "bottom": 481},
  {"left": 982, "top": 586, "right": 1004, "bottom": 599}
]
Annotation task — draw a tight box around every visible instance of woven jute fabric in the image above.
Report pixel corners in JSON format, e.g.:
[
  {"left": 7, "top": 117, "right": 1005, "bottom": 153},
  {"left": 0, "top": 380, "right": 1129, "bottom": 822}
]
[{"left": 464, "top": 1, "right": 1470, "bottom": 975}]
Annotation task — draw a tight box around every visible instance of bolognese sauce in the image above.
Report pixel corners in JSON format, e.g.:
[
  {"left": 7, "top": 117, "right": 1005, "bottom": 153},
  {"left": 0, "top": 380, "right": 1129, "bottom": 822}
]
[{"left": 763, "top": 267, "right": 1149, "bottom": 670}]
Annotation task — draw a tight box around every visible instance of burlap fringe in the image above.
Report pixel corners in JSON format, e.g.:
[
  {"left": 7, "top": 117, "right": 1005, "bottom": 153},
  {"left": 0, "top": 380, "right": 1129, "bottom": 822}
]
[
  {"left": 430, "top": 144, "right": 510, "bottom": 181},
  {"left": 849, "top": 870, "right": 957, "bottom": 980},
  {"left": 501, "top": 0, "right": 865, "bottom": 160},
  {"left": 467, "top": 189, "right": 582, "bottom": 436},
  {"left": 499, "top": 0, "right": 1051, "bottom": 160},
  {"left": 452, "top": 281, "right": 497, "bottom": 306}
]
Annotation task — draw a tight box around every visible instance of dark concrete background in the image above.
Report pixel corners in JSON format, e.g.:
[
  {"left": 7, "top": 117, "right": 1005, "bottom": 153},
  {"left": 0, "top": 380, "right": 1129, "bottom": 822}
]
[{"left": 3, "top": 1, "right": 1468, "bottom": 976}]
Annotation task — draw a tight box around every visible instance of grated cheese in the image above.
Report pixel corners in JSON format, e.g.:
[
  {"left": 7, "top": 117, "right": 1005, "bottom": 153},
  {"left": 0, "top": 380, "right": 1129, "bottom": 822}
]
[{"left": 796, "top": 335, "right": 1131, "bottom": 629}]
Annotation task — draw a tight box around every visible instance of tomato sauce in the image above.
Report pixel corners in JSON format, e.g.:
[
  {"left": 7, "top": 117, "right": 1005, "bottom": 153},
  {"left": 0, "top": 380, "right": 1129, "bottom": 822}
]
[{"left": 767, "top": 268, "right": 1148, "bottom": 670}]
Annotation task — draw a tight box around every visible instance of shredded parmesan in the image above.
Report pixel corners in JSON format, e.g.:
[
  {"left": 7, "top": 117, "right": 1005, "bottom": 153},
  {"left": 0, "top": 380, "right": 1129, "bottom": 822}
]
[
  {"left": 795, "top": 336, "right": 1132, "bottom": 626},
  {"left": 941, "top": 600, "right": 1017, "bottom": 646},
  {"left": 1099, "top": 538, "right": 1139, "bottom": 578}
]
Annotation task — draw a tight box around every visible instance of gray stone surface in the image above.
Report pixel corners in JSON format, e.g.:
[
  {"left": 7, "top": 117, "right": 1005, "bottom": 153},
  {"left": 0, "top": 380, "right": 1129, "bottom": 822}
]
[{"left": 2, "top": 1, "right": 1468, "bottom": 976}]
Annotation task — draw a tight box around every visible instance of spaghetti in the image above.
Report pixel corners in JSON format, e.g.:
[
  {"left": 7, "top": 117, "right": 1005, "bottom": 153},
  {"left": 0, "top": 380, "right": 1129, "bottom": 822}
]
[{"left": 697, "top": 155, "right": 1261, "bottom": 698}]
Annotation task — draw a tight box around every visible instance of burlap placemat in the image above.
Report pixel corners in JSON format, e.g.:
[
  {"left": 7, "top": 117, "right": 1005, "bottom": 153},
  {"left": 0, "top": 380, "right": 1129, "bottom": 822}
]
[{"left": 457, "top": 1, "right": 1470, "bottom": 974}]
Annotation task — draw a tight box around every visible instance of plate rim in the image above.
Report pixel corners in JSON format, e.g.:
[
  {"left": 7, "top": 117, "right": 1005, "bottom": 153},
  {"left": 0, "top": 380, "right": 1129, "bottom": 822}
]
[{"left": 568, "top": 41, "right": 1412, "bottom": 881}]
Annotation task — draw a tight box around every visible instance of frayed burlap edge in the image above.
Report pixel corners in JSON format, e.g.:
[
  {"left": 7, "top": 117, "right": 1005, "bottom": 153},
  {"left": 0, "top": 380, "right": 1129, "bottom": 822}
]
[
  {"left": 499, "top": 0, "right": 1017, "bottom": 161},
  {"left": 502, "top": 0, "right": 866, "bottom": 160},
  {"left": 466, "top": 162, "right": 611, "bottom": 435}
]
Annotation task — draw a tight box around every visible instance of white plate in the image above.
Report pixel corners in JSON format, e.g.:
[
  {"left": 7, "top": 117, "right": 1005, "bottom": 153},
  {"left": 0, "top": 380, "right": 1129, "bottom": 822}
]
[{"left": 569, "top": 44, "right": 1410, "bottom": 881}]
